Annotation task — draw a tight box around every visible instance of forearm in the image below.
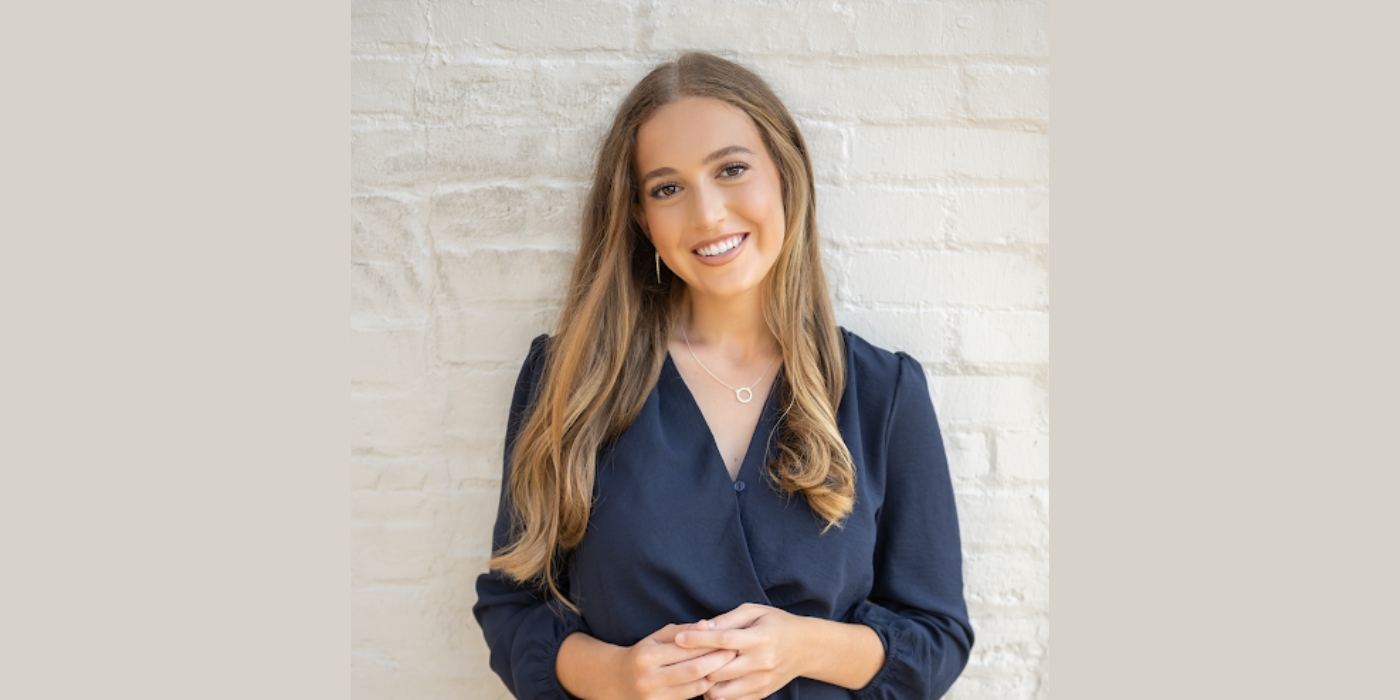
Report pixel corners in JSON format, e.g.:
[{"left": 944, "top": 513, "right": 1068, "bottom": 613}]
[
  {"left": 797, "top": 617, "right": 886, "bottom": 690},
  {"left": 557, "top": 631, "right": 624, "bottom": 699}
]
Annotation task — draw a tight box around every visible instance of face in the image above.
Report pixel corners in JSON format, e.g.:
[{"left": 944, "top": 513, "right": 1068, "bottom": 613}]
[{"left": 633, "top": 96, "right": 786, "bottom": 303}]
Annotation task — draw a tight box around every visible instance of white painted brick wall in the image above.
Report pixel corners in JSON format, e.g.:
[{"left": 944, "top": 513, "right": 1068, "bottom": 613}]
[{"left": 351, "top": 2, "right": 1049, "bottom": 698}]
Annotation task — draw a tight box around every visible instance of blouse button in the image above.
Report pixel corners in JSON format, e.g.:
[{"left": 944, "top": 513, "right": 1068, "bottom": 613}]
[{"left": 734, "top": 480, "right": 746, "bottom": 492}]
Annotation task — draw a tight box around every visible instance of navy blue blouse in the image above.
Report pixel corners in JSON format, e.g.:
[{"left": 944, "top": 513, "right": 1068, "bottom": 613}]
[{"left": 474, "top": 328, "right": 973, "bottom": 699}]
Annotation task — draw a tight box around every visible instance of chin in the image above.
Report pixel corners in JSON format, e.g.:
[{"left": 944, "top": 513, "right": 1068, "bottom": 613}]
[{"left": 687, "top": 271, "right": 769, "bottom": 301}]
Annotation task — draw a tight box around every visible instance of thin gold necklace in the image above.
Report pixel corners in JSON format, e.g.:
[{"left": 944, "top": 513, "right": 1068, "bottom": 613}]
[{"left": 680, "top": 325, "right": 779, "bottom": 404}]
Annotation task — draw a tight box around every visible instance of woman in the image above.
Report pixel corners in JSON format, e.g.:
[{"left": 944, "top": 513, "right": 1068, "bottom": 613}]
[{"left": 474, "top": 52, "right": 973, "bottom": 700}]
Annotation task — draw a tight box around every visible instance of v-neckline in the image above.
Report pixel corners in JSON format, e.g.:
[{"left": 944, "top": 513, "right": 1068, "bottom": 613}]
[{"left": 663, "top": 351, "right": 782, "bottom": 484}]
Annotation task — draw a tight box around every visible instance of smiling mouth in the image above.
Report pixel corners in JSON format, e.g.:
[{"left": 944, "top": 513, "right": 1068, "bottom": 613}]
[{"left": 693, "top": 233, "right": 748, "bottom": 257}]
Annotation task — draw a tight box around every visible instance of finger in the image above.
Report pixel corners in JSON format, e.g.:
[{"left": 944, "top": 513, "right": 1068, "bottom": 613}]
[
  {"left": 702, "top": 649, "right": 753, "bottom": 684},
  {"left": 646, "top": 622, "right": 696, "bottom": 644},
  {"left": 704, "top": 676, "right": 743, "bottom": 700},
  {"left": 707, "top": 674, "right": 767, "bottom": 700},
  {"left": 641, "top": 642, "right": 726, "bottom": 672},
  {"left": 654, "top": 649, "right": 737, "bottom": 691},
  {"left": 663, "top": 677, "right": 716, "bottom": 700},
  {"left": 707, "top": 603, "right": 768, "bottom": 630},
  {"left": 674, "top": 627, "right": 764, "bottom": 651}
]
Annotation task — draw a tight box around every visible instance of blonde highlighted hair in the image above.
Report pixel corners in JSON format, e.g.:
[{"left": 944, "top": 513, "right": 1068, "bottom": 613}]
[{"left": 490, "top": 52, "right": 854, "bottom": 614}]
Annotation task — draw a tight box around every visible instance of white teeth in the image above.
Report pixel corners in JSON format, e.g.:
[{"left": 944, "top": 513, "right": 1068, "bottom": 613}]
[{"left": 697, "top": 234, "right": 744, "bottom": 257}]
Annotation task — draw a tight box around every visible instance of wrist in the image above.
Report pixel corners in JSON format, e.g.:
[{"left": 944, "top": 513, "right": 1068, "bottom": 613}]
[
  {"left": 558, "top": 632, "right": 624, "bottom": 700},
  {"left": 599, "top": 641, "right": 631, "bottom": 700},
  {"left": 792, "top": 614, "right": 831, "bottom": 680},
  {"left": 797, "top": 618, "right": 885, "bottom": 690}
]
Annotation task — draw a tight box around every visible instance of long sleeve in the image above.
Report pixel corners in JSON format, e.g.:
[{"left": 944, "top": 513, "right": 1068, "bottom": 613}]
[
  {"left": 848, "top": 352, "right": 974, "bottom": 700},
  {"left": 473, "top": 334, "right": 590, "bottom": 700}
]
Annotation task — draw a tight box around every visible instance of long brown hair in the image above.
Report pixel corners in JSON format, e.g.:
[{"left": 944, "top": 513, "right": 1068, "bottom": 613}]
[{"left": 490, "top": 52, "right": 853, "bottom": 613}]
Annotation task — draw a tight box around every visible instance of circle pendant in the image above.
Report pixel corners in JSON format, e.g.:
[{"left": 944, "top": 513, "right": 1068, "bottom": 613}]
[{"left": 736, "top": 387, "right": 754, "bottom": 403}]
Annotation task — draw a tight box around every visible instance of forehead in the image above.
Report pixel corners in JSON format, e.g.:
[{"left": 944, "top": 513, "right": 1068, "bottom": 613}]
[{"left": 634, "top": 96, "right": 764, "bottom": 171}]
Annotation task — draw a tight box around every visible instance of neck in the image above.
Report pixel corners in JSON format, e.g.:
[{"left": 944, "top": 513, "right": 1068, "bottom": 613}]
[{"left": 678, "top": 287, "right": 777, "bottom": 361}]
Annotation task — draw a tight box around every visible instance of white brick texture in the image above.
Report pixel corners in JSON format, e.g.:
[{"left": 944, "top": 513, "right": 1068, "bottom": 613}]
[{"left": 352, "top": 1, "right": 1050, "bottom": 697}]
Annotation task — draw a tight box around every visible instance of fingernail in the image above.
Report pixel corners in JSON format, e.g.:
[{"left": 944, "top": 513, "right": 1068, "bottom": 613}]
[
  {"left": 708, "top": 620, "right": 716, "bottom": 629},
  {"left": 676, "top": 633, "right": 686, "bottom": 644}
]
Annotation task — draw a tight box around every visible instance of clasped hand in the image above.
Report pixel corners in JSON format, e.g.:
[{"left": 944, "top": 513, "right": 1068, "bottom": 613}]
[{"left": 628, "top": 602, "right": 811, "bottom": 700}]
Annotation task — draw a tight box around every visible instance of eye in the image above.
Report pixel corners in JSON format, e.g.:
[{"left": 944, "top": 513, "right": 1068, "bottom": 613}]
[
  {"left": 650, "top": 183, "right": 679, "bottom": 199},
  {"left": 719, "top": 162, "right": 749, "bottom": 178}
]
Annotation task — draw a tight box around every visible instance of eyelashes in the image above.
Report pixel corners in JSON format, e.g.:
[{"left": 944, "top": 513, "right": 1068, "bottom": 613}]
[
  {"left": 648, "top": 162, "right": 750, "bottom": 200},
  {"left": 717, "top": 162, "right": 749, "bottom": 179}
]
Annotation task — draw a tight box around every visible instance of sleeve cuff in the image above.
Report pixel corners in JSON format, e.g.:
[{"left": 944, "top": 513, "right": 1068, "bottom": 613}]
[
  {"left": 526, "top": 605, "right": 590, "bottom": 700},
  {"left": 847, "top": 602, "right": 912, "bottom": 700}
]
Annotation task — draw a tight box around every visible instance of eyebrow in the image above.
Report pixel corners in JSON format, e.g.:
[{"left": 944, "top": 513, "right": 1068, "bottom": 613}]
[{"left": 639, "top": 145, "right": 755, "bottom": 186}]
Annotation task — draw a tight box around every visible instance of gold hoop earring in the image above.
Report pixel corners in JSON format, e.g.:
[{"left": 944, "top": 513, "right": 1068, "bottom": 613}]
[{"left": 655, "top": 250, "right": 661, "bottom": 283}]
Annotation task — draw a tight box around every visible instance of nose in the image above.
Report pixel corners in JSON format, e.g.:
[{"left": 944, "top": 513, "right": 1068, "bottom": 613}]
[{"left": 688, "top": 180, "right": 726, "bottom": 233}]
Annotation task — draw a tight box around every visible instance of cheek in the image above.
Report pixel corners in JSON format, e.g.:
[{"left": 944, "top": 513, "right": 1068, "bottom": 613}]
[
  {"left": 740, "top": 181, "right": 785, "bottom": 232},
  {"left": 644, "top": 207, "right": 680, "bottom": 244},
  {"left": 757, "top": 197, "right": 785, "bottom": 252}
]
